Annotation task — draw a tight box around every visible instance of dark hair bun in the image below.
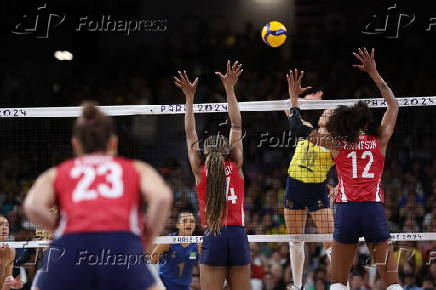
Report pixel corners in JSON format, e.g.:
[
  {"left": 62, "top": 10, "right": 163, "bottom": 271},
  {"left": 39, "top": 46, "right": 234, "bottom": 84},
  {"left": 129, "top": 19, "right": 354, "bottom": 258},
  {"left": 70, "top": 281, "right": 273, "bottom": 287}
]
[{"left": 81, "top": 101, "right": 100, "bottom": 120}]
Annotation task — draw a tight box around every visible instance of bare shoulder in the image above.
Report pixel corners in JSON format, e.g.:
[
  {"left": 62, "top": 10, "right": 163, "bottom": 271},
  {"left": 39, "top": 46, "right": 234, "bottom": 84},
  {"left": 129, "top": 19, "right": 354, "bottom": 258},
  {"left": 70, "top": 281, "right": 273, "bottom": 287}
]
[
  {"left": 37, "top": 167, "right": 57, "bottom": 182},
  {"left": 133, "top": 160, "right": 152, "bottom": 172}
]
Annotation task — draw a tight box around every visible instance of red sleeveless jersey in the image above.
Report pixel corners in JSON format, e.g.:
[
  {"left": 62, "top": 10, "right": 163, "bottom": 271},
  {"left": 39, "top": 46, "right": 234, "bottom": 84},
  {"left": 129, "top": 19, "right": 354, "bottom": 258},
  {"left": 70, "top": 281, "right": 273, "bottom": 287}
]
[
  {"left": 196, "top": 161, "right": 245, "bottom": 227},
  {"left": 335, "top": 135, "right": 385, "bottom": 202},
  {"left": 53, "top": 155, "right": 143, "bottom": 237}
]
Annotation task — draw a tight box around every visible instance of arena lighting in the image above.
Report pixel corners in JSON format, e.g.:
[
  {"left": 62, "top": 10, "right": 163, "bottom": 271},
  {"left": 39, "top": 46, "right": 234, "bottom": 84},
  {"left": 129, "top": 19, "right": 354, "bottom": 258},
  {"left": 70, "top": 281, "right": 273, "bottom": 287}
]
[
  {"left": 54, "top": 50, "right": 73, "bottom": 61},
  {"left": 252, "top": 0, "right": 284, "bottom": 4}
]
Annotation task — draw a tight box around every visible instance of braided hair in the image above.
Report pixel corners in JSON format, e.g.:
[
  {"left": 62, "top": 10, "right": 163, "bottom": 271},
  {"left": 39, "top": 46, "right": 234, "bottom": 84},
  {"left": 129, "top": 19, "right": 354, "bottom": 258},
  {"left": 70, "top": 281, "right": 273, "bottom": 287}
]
[{"left": 203, "top": 134, "right": 230, "bottom": 233}]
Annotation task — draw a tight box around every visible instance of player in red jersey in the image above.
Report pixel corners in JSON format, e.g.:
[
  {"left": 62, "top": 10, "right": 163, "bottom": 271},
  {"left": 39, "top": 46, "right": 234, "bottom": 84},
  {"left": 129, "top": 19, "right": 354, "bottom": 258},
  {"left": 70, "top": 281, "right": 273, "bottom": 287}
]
[
  {"left": 174, "top": 61, "right": 249, "bottom": 290},
  {"left": 288, "top": 48, "right": 401, "bottom": 290},
  {"left": 24, "top": 102, "right": 173, "bottom": 290},
  {"left": 289, "top": 48, "right": 400, "bottom": 290},
  {"left": 326, "top": 49, "right": 400, "bottom": 290}
]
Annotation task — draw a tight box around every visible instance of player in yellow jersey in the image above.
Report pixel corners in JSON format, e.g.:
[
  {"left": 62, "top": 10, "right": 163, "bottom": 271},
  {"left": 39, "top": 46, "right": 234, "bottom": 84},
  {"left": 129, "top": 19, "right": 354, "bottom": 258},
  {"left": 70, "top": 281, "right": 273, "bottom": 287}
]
[{"left": 283, "top": 70, "right": 335, "bottom": 290}]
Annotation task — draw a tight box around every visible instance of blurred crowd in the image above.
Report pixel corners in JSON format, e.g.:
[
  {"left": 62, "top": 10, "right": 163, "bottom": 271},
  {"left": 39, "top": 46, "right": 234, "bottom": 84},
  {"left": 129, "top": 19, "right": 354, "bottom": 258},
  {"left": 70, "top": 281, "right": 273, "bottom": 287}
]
[
  {"left": 1, "top": 113, "right": 435, "bottom": 289},
  {"left": 1, "top": 6, "right": 436, "bottom": 289},
  {"left": 160, "top": 137, "right": 436, "bottom": 290}
]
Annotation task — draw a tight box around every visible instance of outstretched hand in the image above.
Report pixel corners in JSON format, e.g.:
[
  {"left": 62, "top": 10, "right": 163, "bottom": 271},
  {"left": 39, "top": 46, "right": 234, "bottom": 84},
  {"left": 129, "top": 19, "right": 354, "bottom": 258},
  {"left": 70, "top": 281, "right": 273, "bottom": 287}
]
[
  {"left": 286, "top": 69, "right": 312, "bottom": 107},
  {"left": 353, "top": 48, "right": 377, "bottom": 75},
  {"left": 286, "top": 69, "right": 312, "bottom": 98},
  {"left": 215, "top": 60, "right": 243, "bottom": 91},
  {"left": 174, "top": 70, "right": 198, "bottom": 100}
]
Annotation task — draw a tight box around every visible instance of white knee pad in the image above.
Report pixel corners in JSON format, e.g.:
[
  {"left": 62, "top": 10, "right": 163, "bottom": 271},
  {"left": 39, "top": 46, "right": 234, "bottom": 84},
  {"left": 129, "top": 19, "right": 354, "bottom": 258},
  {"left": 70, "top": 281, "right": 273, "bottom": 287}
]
[
  {"left": 289, "top": 242, "right": 305, "bottom": 250},
  {"left": 330, "top": 283, "right": 348, "bottom": 290},
  {"left": 387, "top": 284, "right": 403, "bottom": 290}
]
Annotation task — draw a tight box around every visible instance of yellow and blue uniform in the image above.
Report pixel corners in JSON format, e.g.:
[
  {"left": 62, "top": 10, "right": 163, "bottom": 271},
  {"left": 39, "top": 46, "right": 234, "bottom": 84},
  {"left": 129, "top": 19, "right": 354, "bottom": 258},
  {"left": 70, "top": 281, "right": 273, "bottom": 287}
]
[
  {"left": 159, "top": 235, "right": 198, "bottom": 290},
  {"left": 288, "top": 139, "right": 335, "bottom": 183},
  {"left": 285, "top": 108, "right": 335, "bottom": 211}
]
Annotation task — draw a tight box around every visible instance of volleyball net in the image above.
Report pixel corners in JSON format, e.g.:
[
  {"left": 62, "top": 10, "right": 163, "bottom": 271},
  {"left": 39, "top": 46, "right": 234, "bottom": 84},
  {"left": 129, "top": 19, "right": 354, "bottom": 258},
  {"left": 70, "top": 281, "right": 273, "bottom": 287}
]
[{"left": 1, "top": 96, "right": 435, "bottom": 250}]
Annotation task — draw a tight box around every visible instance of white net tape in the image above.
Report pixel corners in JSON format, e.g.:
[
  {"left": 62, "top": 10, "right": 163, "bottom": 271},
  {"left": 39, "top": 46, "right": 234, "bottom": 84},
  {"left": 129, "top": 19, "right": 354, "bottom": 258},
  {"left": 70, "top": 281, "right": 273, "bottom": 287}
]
[
  {"left": 3, "top": 232, "right": 436, "bottom": 248},
  {"left": 0, "top": 96, "right": 435, "bottom": 118}
]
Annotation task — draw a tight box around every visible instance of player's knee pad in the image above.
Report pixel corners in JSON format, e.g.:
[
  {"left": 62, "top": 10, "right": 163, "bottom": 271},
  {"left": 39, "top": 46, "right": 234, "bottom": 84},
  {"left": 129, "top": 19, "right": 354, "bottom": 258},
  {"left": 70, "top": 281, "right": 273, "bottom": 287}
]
[
  {"left": 330, "top": 283, "right": 347, "bottom": 290},
  {"left": 387, "top": 284, "right": 403, "bottom": 290}
]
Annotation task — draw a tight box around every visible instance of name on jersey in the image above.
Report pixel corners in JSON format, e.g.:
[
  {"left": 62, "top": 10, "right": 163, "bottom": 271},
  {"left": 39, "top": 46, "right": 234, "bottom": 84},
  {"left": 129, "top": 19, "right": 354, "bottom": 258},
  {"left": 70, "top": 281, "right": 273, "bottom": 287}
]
[
  {"left": 205, "top": 164, "right": 232, "bottom": 176},
  {"left": 74, "top": 155, "right": 113, "bottom": 165},
  {"left": 342, "top": 140, "right": 376, "bottom": 151}
]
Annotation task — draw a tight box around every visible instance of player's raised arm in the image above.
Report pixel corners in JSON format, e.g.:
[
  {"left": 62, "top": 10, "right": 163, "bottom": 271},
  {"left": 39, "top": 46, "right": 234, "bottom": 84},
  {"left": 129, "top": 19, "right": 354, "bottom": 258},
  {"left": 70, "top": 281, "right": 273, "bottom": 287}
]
[
  {"left": 286, "top": 69, "right": 313, "bottom": 137},
  {"left": 283, "top": 90, "right": 324, "bottom": 119},
  {"left": 285, "top": 69, "right": 340, "bottom": 149},
  {"left": 174, "top": 71, "right": 202, "bottom": 180},
  {"left": 215, "top": 60, "right": 243, "bottom": 168},
  {"left": 134, "top": 162, "right": 173, "bottom": 250},
  {"left": 353, "top": 48, "right": 399, "bottom": 149},
  {"left": 23, "top": 168, "right": 57, "bottom": 231}
]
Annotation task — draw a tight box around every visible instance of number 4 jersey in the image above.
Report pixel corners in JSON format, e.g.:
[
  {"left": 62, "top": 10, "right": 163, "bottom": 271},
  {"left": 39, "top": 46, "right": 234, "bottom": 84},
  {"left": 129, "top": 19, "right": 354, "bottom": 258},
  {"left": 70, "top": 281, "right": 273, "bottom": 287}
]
[
  {"left": 53, "top": 155, "right": 143, "bottom": 237},
  {"left": 196, "top": 161, "right": 245, "bottom": 227},
  {"left": 335, "top": 134, "right": 385, "bottom": 203}
]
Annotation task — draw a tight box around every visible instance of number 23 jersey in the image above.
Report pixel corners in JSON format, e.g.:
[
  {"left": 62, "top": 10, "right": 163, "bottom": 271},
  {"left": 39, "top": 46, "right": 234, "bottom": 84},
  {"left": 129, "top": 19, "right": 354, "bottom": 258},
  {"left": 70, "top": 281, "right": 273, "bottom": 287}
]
[
  {"left": 335, "top": 134, "right": 385, "bottom": 203},
  {"left": 53, "top": 155, "right": 143, "bottom": 237}
]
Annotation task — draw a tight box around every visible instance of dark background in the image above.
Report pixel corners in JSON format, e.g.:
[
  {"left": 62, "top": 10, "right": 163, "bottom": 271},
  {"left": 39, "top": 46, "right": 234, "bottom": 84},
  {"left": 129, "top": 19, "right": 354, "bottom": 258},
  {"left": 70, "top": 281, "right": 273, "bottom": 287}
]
[{"left": 0, "top": 0, "right": 435, "bottom": 289}]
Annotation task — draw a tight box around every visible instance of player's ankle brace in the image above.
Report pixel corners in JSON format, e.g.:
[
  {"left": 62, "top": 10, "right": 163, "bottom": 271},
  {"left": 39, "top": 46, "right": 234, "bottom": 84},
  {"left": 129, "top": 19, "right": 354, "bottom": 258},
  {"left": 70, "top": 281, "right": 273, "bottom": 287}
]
[
  {"left": 330, "top": 283, "right": 347, "bottom": 290},
  {"left": 387, "top": 284, "right": 403, "bottom": 290}
]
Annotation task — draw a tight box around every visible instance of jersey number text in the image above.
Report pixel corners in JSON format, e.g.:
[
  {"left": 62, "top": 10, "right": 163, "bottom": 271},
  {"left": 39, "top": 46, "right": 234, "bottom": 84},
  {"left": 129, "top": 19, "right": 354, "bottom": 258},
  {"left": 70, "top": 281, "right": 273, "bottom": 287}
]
[
  {"left": 346, "top": 151, "right": 375, "bottom": 179},
  {"left": 71, "top": 162, "right": 124, "bottom": 202}
]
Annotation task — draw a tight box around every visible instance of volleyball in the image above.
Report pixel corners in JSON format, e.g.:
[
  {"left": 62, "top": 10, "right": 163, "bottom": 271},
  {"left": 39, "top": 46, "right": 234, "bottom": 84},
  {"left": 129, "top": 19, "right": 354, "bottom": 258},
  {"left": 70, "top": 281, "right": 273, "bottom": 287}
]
[{"left": 261, "top": 21, "right": 287, "bottom": 47}]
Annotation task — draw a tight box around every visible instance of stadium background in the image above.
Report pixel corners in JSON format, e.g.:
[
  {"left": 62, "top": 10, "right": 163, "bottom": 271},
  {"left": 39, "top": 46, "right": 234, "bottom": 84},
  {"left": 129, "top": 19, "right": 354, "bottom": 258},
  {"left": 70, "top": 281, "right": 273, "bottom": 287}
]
[{"left": 0, "top": 0, "right": 435, "bottom": 289}]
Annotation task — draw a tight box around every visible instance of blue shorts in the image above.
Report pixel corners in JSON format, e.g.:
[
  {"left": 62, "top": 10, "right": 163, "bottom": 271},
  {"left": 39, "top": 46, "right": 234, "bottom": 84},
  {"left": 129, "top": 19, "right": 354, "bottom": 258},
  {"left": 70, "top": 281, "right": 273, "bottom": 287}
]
[
  {"left": 334, "top": 202, "right": 391, "bottom": 244},
  {"left": 284, "top": 177, "right": 330, "bottom": 212},
  {"left": 200, "top": 226, "right": 250, "bottom": 266},
  {"left": 160, "top": 278, "right": 190, "bottom": 290},
  {"left": 33, "top": 231, "right": 156, "bottom": 290}
]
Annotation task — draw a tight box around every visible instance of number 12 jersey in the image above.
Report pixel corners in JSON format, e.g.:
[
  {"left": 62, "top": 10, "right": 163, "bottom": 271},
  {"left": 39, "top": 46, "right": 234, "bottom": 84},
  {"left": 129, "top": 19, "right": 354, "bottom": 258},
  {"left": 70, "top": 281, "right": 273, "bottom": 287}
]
[{"left": 335, "top": 134, "right": 385, "bottom": 203}]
